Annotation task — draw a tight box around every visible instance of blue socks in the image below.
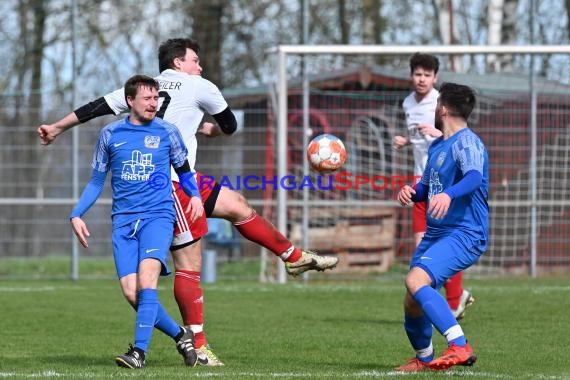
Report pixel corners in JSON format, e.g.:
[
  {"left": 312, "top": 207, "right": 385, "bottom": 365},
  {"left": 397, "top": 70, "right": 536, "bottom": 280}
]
[
  {"left": 404, "top": 314, "right": 434, "bottom": 362},
  {"left": 413, "top": 286, "right": 466, "bottom": 347},
  {"left": 134, "top": 289, "right": 182, "bottom": 352},
  {"left": 155, "top": 303, "right": 183, "bottom": 340},
  {"left": 135, "top": 289, "right": 159, "bottom": 352}
]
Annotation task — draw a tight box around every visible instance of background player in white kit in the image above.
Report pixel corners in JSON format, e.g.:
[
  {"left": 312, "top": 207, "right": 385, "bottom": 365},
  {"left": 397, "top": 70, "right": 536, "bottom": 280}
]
[
  {"left": 393, "top": 53, "right": 474, "bottom": 320},
  {"left": 38, "top": 38, "right": 338, "bottom": 366}
]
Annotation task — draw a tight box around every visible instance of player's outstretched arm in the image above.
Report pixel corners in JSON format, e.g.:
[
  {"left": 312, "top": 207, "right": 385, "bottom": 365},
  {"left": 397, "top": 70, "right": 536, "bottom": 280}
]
[
  {"left": 38, "top": 112, "right": 81, "bottom": 146},
  {"left": 38, "top": 96, "right": 116, "bottom": 145}
]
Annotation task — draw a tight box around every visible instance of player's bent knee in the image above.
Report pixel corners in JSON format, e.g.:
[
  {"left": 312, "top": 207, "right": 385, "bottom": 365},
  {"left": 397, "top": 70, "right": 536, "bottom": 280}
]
[
  {"left": 119, "top": 274, "right": 138, "bottom": 306},
  {"left": 234, "top": 190, "right": 249, "bottom": 206},
  {"left": 232, "top": 192, "right": 254, "bottom": 220},
  {"left": 214, "top": 187, "right": 253, "bottom": 221},
  {"left": 405, "top": 267, "right": 432, "bottom": 295},
  {"left": 122, "top": 290, "right": 138, "bottom": 306}
]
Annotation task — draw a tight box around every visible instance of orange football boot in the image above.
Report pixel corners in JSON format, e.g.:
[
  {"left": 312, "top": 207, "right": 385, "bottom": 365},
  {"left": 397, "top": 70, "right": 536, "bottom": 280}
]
[
  {"left": 395, "top": 357, "right": 432, "bottom": 372},
  {"left": 429, "top": 343, "right": 477, "bottom": 370}
]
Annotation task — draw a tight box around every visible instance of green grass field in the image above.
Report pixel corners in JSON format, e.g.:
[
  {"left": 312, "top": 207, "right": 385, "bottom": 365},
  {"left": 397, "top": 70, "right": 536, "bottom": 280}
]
[{"left": 1, "top": 259, "right": 570, "bottom": 379}]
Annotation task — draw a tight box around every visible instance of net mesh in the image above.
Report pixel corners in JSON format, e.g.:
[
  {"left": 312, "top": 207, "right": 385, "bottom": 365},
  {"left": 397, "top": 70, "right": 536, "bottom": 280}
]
[{"left": 272, "top": 51, "right": 570, "bottom": 277}]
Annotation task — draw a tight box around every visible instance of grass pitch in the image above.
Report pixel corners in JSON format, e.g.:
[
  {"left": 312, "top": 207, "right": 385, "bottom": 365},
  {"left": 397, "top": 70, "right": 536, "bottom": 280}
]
[{"left": 1, "top": 262, "right": 570, "bottom": 379}]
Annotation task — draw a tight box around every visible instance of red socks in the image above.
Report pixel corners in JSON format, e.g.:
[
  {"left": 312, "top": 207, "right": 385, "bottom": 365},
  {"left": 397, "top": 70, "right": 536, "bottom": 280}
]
[
  {"left": 234, "top": 211, "right": 302, "bottom": 262},
  {"left": 444, "top": 272, "right": 464, "bottom": 310},
  {"left": 174, "top": 270, "right": 206, "bottom": 348}
]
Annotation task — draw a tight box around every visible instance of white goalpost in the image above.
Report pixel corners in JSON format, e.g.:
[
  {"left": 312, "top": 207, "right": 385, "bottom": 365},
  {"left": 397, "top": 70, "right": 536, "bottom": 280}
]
[{"left": 271, "top": 45, "right": 570, "bottom": 282}]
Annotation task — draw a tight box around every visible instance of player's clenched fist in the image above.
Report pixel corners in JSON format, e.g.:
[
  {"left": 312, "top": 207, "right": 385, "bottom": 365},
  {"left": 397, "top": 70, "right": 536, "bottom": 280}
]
[
  {"left": 397, "top": 185, "right": 416, "bottom": 206},
  {"left": 37, "top": 124, "right": 57, "bottom": 145}
]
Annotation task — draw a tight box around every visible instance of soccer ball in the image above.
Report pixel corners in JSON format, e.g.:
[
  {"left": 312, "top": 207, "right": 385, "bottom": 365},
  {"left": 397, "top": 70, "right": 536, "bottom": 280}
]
[{"left": 306, "top": 134, "right": 347, "bottom": 173}]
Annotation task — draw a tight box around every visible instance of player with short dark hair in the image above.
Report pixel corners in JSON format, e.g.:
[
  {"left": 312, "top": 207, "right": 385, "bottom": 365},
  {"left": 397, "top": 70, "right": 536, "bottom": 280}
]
[
  {"left": 394, "top": 52, "right": 474, "bottom": 320},
  {"left": 70, "top": 74, "right": 202, "bottom": 369},
  {"left": 395, "top": 82, "right": 488, "bottom": 372},
  {"left": 38, "top": 37, "right": 338, "bottom": 366},
  {"left": 409, "top": 52, "right": 439, "bottom": 74}
]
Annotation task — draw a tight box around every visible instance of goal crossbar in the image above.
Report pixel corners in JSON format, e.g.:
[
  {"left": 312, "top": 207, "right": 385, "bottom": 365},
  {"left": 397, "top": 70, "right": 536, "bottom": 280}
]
[{"left": 275, "top": 44, "right": 570, "bottom": 55}]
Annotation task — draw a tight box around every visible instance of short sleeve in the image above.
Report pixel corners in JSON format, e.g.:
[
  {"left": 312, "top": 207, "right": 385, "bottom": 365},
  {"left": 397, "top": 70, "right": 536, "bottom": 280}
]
[
  {"left": 166, "top": 123, "right": 188, "bottom": 169},
  {"left": 452, "top": 133, "right": 486, "bottom": 175},
  {"left": 91, "top": 128, "right": 112, "bottom": 172},
  {"left": 196, "top": 78, "right": 228, "bottom": 116},
  {"left": 103, "top": 87, "right": 129, "bottom": 115}
]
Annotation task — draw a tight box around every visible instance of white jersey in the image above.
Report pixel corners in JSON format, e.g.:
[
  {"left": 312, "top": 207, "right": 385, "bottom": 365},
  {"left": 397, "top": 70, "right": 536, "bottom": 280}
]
[
  {"left": 104, "top": 69, "right": 228, "bottom": 177},
  {"left": 402, "top": 88, "right": 439, "bottom": 178}
]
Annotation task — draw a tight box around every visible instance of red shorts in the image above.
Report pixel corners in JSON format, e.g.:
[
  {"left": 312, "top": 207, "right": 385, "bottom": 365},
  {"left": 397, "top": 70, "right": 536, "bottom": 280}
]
[
  {"left": 171, "top": 172, "right": 221, "bottom": 249},
  {"left": 412, "top": 201, "right": 427, "bottom": 234}
]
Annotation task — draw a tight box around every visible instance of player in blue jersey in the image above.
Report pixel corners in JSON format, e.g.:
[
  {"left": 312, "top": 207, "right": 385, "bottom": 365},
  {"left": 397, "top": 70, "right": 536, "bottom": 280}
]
[
  {"left": 70, "top": 75, "right": 203, "bottom": 369},
  {"left": 394, "top": 53, "right": 475, "bottom": 320},
  {"left": 39, "top": 38, "right": 338, "bottom": 366},
  {"left": 395, "top": 82, "right": 488, "bottom": 372}
]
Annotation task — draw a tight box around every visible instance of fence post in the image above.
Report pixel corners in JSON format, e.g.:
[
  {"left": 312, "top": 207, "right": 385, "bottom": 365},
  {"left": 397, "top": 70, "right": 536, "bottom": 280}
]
[{"left": 202, "top": 249, "right": 217, "bottom": 283}]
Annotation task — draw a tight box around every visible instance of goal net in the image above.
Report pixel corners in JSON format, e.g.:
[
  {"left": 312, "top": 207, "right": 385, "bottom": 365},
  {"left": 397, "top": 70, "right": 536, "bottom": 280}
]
[{"left": 267, "top": 45, "right": 570, "bottom": 280}]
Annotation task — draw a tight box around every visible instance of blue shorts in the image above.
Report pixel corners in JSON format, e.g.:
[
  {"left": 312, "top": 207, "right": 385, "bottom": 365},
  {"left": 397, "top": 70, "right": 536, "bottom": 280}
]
[
  {"left": 112, "top": 217, "right": 174, "bottom": 279},
  {"left": 410, "top": 233, "right": 485, "bottom": 289}
]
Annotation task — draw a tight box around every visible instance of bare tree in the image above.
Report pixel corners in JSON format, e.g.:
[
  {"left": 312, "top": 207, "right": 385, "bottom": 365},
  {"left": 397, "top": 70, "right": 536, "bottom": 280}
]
[
  {"left": 567, "top": 0, "right": 570, "bottom": 41},
  {"left": 222, "top": 1, "right": 299, "bottom": 86},
  {"left": 487, "top": 0, "right": 518, "bottom": 72},
  {"left": 186, "top": 0, "right": 225, "bottom": 86},
  {"left": 0, "top": 0, "right": 48, "bottom": 256},
  {"left": 29, "top": 0, "right": 46, "bottom": 125},
  {"left": 363, "top": 0, "right": 383, "bottom": 44},
  {"left": 338, "top": 0, "right": 350, "bottom": 44},
  {"left": 432, "top": 0, "right": 463, "bottom": 71}
]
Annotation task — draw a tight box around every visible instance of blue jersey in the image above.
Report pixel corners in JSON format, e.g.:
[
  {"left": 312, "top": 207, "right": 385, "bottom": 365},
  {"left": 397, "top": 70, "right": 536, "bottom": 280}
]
[
  {"left": 419, "top": 128, "right": 489, "bottom": 244},
  {"left": 92, "top": 116, "right": 188, "bottom": 227}
]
